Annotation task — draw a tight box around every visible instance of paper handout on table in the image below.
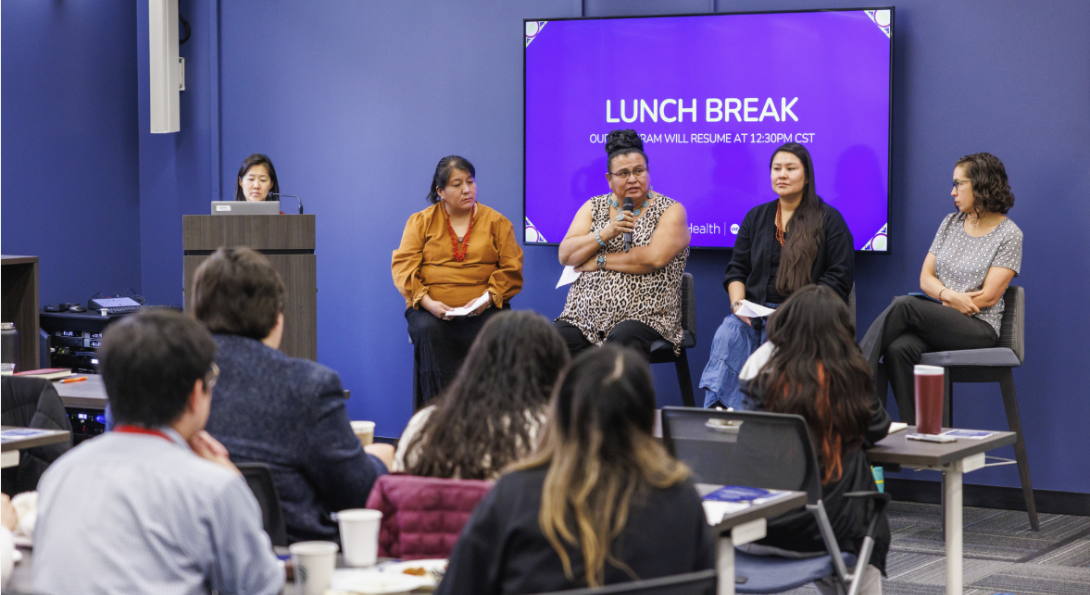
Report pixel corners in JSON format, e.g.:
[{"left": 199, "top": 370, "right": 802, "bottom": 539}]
[
  {"left": 735, "top": 300, "right": 777, "bottom": 318},
  {"left": 556, "top": 265, "right": 581, "bottom": 288},
  {"left": 444, "top": 292, "right": 491, "bottom": 318},
  {"left": 889, "top": 422, "right": 909, "bottom": 434}
]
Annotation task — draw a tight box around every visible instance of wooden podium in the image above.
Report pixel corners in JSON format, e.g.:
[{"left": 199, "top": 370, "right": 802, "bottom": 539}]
[{"left": 182, "top": 215, "right": 317, "bottom": 360}]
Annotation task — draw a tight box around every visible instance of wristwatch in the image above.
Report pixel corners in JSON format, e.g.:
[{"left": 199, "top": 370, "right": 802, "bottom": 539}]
[{"left": 731, "top": 300, "right": 742, "bottom": 313}]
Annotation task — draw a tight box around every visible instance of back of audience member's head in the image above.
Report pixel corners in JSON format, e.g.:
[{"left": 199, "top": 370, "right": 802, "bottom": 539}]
[
  {"left": 406, "top": 310, "right": 570, "bottom": 480},
  {"left": 756, "top": 284, "right": 873, "bottom": 484},
  {"left": 192, "top": 246, "right": 285, "bottom": 340},
  {"left": 99, "top": 310, "right": 217, "bottom": 428},
  {"left": 515, "top": 345, "right": 688, "bottom": 587}
]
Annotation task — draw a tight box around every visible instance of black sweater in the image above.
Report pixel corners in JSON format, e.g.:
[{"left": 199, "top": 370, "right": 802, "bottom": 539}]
[
  {"left": 724, "top": 199, "right": 855, "bottom": 304},
  {"left": 741, "top": 379, "right": 892, "bottom": 574},
  {"left": 436, "top": 466, "right": 716, "bottom": 595}
]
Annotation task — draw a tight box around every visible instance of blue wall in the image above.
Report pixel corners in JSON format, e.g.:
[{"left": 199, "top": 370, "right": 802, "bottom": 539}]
[
  {"left": 3, "top": 0, "right": 1088, "bottom": 495},
  {"left": 210, "top": 0, "right": 1090, "bottom": 494},
  {"left": 1, "top": 1, "right": 141, "bottom": 307}
]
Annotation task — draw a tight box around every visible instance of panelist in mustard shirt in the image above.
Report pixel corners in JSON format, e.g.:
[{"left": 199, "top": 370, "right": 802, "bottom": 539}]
[{"left": 391, "top": 155, "right": 523, "bottom": 409}]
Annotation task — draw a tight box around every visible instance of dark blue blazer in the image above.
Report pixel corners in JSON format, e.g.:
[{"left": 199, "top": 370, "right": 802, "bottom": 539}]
[{"left": 204, "top": 333, "right": 381, "bottom": 543}]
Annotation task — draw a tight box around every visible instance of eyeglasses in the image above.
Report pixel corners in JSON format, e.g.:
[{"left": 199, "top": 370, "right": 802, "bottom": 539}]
[
  {"left": 204, "top": 362, "right": 220, "bottom": 391},
  {"left": 952, "top": 179, "right": 970, "bottom": 191},
  {"left": 610, "top": 167, "right": 648, "bottom": 180}
]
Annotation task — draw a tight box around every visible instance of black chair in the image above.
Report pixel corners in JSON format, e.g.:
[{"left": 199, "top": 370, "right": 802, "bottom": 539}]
[
  {"left": 537, "top": 569, "right": 717, "bottom": 595},
  {"left": 1, "top": 376, "right": 73, "bottom": 495},
  {"left": 649, "top": 272, "right": 697, "bottom": 407},
  {"left": 236, "top": 462, "right": 288, "bottom": 547},
  {"left": 660, "top": 407, "right": 888, "bottom": 595},
  {"left": 918, "top": 285, "right": 1037, "bottom": 531}
]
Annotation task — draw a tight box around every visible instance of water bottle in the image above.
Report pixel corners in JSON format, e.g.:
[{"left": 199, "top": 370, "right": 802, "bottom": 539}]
[{"left": 1, "top": 322, "right": 18, "bottom": 373}]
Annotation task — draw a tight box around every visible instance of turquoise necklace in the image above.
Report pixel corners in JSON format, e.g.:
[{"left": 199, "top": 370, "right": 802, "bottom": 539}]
[{"left": 611, "top": 190, "right": 653, "bottom": 219}]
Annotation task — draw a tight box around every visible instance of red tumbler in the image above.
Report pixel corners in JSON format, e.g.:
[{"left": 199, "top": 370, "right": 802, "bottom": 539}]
[{"left": 914, "top": 364, "right": 945, "bottom": 435}]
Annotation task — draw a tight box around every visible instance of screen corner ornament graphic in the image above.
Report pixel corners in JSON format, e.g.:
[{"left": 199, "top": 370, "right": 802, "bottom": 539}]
[
  {"left": 862, "top": 223, "right": 888, "bottom": 252},
  {"left": 525, "top": 21, "right": 548, "bottom": 47},
  {"left": 525, "top": 218, "right": 547, "bottom": 243},
  {"left": 865, "top": 10, "right": 891, "bottom": 38}
]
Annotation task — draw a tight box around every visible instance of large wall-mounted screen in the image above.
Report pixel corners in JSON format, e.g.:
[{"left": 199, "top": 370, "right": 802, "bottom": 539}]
[{"left": 524, "top": 8, "right": 893, "bottom": 251}]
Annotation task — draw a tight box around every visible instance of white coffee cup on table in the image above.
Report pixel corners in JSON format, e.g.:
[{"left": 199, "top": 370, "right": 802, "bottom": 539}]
[
  {"left": 288, "top": 540, "right": 338, "bottom": 595},
  {"left": 338, "top": 508, "right": 383, "bottom": 567},
  {"left": 351, "top": 421, "right": 375, "bottom": 446}
]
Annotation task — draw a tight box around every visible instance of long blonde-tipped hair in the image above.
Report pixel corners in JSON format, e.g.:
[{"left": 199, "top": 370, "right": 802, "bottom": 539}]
[{"left": 510, "top": 345, "right": 689, "bottom": 587}]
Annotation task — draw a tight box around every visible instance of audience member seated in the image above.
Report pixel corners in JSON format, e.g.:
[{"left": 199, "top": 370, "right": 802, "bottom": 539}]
[
  {"left": 437, "top": 345, "right": 715, "bottom": 594},
  {"left": 701, "top": 142, "right": 854, "bottom": 409},
  {"left": 861, "top": 152, "right": 1021, "bottom": 423},
  {"left": 392, "top": 155, "right": 524, "bottom": 407},
  {"left": 553, "top": 129, "right": 691, "bottom": 358},
  {"left": 394, "top": 310, "right": 569, "bottom": 479},
  {"left": 33, "top": 311, "right": 282, "bottom": 595},
  {"left": 194, "top": 246, "right": 393, "bottom": 544},
  {"left": 1, "top": 494, "right": 16, "bottom": 587},
  {"left": 738, "top": 285, "right": 891, "bottom": 595}
]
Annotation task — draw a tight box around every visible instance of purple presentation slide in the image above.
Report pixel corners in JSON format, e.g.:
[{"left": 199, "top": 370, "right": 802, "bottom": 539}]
[{"left": 524, "top": 9, "right": 892, "bottom": 250}]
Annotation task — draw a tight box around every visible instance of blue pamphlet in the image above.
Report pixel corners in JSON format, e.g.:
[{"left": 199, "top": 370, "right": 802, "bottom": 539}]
[
  {"left": 703, "top": 485, "right": 775, "bottom": 502},
  {"left": 942, "top": 429, "right": 994, "bottom": 440}
]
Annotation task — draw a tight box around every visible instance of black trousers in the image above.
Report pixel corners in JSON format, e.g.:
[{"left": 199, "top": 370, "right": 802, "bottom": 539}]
[
  {"left": 406, "top": 306, "right": 502, "bottom": 409},
  {"left": 553, "top": 319, "right": 664, "bottom": 359},
  {"left": 870, "top": 295, "right": 998, "bottom": 423}
]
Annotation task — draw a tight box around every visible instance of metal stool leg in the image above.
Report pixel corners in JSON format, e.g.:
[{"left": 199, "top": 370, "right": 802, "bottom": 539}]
[
  {"left": 999, "top": 368, "right": 1039, "bottom": 531},
  {"left": 674, "top": 349, "right": 695, "bottom": 408}
]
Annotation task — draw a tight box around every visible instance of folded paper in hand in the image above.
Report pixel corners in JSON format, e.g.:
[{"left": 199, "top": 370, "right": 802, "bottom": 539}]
[
  {"left": 444, "top": 291, "right": 491, "bottom": 318},
  {"left": 556, "top": 266, "right": 581, "bottom": 288},
  {"left": 735, "top": 300, "right": 776, "bottom": 318}
]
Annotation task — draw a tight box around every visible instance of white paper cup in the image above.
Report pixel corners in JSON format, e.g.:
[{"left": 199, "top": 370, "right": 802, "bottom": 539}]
[
  {"left": 351, "top": 421, "right": 375, "bottom": 446},
  {"left": 288, "top": 540, "right": 338, "bottom": 595},
  {"left": 338, "top": 508, "right": 383, "bottom": 567}
]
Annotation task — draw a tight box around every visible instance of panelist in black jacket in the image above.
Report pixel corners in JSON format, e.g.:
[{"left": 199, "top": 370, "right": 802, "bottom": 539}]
[
  {"left": 699, "top": 143, "right": 854, "bottom": 409},
  {"left": 194, "top": 247, "right": 394, "bottom": 544}
]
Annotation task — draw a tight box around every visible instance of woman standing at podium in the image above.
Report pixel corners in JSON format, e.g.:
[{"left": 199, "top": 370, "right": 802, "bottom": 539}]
[
  {"left": 234, "top": 153, "right": 280, "bottom": 202},
  {"left": 391, "top": 156, "right": 523, "bottom": 409}
]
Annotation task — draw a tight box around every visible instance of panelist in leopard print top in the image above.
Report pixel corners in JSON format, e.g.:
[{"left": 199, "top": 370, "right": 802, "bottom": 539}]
[{"left": 554, "top": 129, "right": 691, "bottom": 357}]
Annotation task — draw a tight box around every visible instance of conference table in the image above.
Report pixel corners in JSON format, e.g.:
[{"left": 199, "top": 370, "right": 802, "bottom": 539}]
[
  {"left": 0, "top": 426, "right": 71, "bottom": 469},
  {"left": 867, "top": 426, "right": 1017, "bottom": 595},
  {"left": 697, "top": 484, "right": 808, "bottom": 595}
]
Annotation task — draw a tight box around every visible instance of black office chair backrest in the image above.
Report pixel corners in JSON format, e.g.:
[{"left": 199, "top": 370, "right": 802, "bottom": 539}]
[
  {"left": 999, "top": 285, "right": 1024, "bottom": 364},
  {"left": 537, "top": 569, "right": 717, "bottom": 595},
  {"left": 236, "top": 462, "right": 288, "bottom": 547},
  {"left": 1, "top": 376, "right": 73, "bottom": 494},
  {"left": 660, "top": 407, "right": 822, "bottom": 504},
  {"left": 679, "top": 272, "right": 696, "bottom": 348}
]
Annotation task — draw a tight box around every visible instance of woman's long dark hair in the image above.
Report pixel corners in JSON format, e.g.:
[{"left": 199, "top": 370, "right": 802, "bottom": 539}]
[
  {"left": 772, "top": 143, "right": 826, "bottom": 298},
  {"left": 512, "top": 346, "right": 689, "bottom": 587},
  {"left": 753, "top": 285, "right": 872, "bottom": 484},
  {"left": 405, "top": 311, "right": 569, "bottom": 479},
  {"left": 234, "top": 153, "right": 280, "bottom": 201},
  {"left": 426, "top": 155, "right": 475, "bottom": 204}
]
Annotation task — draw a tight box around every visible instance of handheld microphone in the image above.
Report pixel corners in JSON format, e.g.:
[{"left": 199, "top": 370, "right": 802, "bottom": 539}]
[
  {"left": 270, "top": 193, "right": 304, "bottom": 215},
  {"left": 622, "top": 196, "right": 634, "bottom": 253}
]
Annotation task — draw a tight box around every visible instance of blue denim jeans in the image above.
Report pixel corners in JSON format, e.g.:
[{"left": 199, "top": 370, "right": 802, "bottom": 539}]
[{"left": 699, "top": 307, "right": 775, "bottom": 409}]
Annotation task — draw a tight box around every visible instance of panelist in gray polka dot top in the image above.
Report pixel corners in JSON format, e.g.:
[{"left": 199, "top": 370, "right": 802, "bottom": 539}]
[{"left": 862, "top": 153, "right": 1021, "bottom": 423}]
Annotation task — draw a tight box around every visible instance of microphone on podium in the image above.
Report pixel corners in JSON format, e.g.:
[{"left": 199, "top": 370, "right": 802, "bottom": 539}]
[
  {"left": 270, "top": 193, "right": 304, "bottom": 215},
  {"left": 622, "top": 196, "right": 634, "bottom": 253}
]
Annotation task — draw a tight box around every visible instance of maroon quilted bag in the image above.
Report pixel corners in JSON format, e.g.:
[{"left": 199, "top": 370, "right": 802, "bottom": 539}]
[{"left": 364, "top": 474, "right": 494, "bottom": 560}]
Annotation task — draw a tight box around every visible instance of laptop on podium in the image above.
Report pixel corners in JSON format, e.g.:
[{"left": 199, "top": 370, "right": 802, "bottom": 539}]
[{"left": 211, "top": 201, "right": 280, "bottom": 215}]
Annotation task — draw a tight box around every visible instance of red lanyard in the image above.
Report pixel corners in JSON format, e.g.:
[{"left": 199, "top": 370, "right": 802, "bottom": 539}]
[{"left": 113, "top": 425, "right": 173, "bottom": 443}]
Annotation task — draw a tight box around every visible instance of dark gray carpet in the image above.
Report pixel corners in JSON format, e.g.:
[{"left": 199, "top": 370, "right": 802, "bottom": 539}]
[{"left": 777, "top": 501, "right": 1090, "bottom": 595}]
